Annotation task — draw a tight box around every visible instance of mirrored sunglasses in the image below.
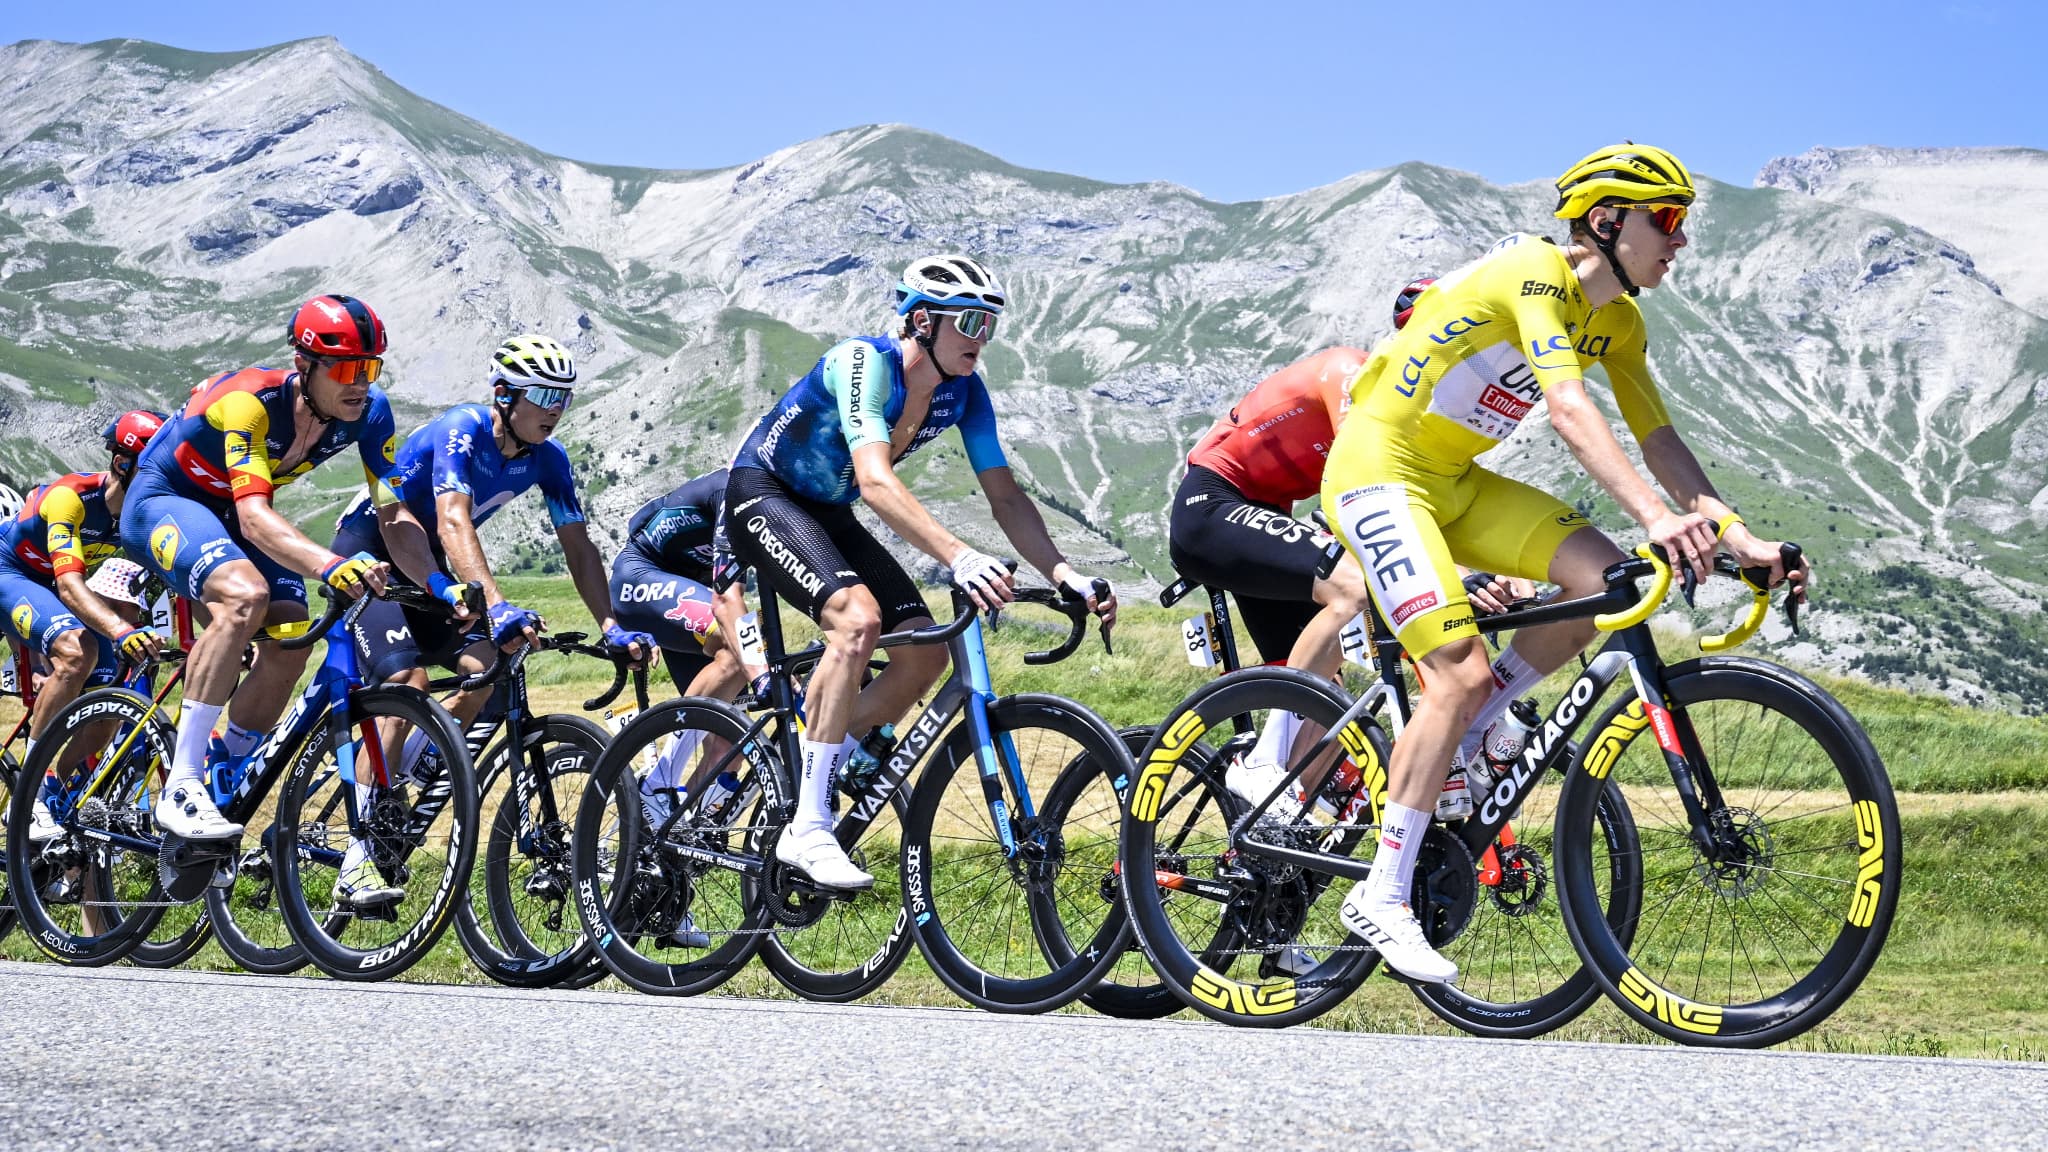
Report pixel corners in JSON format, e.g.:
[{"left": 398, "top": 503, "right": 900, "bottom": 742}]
[
  {"left": 1643, "top": 204, "right": 1688, "bottom": 235},
  {"left": 934, "top": 308, "right": 999, "bottom": 341},
  {"left": 518, "top": 383, "right": 575, "bottom": 412},
  {"left": 321, "top": 356, "right": 384, "bottom": 385}
]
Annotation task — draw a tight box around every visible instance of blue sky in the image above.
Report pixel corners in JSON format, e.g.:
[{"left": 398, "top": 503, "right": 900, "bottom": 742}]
[{"left": 5, "top": 1, "right": 2040, "bottom": 202}]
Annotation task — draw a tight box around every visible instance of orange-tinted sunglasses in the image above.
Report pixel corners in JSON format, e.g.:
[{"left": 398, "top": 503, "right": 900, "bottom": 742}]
[
  {"left": 1642, "top": 204, "right": 1688, "bottom": 235},
  {"left": 318, "top": 356, "right": 384, "bottom": 385}
]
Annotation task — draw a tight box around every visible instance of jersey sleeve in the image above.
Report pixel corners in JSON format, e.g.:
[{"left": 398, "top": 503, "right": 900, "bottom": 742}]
[
  {"left": 828, "top": 340, "right": 893, "bottom": 455},
  {"left": 539, "top": 443, "right": 586, "bottom": 528},
  {"left": 360, "top": 392, "right": 402, "bottom": 507},
  {"left": 207, "top": 389, "right": 278, "bottom": 503},
  {"left": 1314, "top": 349, "right": 1365, "bottom": 431},
  {"left": 38, "top": 484, "right": 91, "bottom": 579},
  {"left": 1593, "top": 305, "right": 1673, "bottom": 441},
  {"left": 1506, "top": 249, "right": 1587, "bottom": 395},
  {"left": 958, "top": 379, "right": 1009, "bottom": 473},
  {"left": 429, "top": 408, "right": 487, "bottom": 501}
]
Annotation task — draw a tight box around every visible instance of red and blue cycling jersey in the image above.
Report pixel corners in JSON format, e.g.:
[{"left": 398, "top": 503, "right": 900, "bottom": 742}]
[
  {"left": 135, "top": 366, "right": 400, "bottom": 510},
  {"left": 337, "top": 403, "right": 584, "bottom": 540},
  {"left": 1, "top": 472, "right": 119, "bottom": 581},
  {"left": 732, "top": 335, "right": 1008, "bottom": 505}
]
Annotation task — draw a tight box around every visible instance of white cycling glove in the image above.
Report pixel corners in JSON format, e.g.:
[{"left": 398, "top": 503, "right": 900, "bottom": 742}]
[
  {"left": 949, "top": 546, "right": 1012, "bottom": 609},
  {"left": 1060, "top": 571, "right": 1104, "bottom": 604}
]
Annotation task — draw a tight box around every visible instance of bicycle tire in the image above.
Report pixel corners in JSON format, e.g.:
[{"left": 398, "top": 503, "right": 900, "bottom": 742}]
[
  {"left": 4, "top": 687, "right": 174, "bottom": 966},
  {"left": 1069, "top": 725, "right": 1195, "bottom": 1021},
  {"left": 1406, "top": 776, "right": 1640, "bottom": 1038},
  {"left": 1553, "top": 656, "right": 1901, "bottom": 1047},
  {"left": 571, "top": 697, "right": 770, "bottom": 996},
  {"left": 899, "top": 693, "right": 1136, "bottom": 1014},
  {"left": 1118, "top": 667, "right": 1381, "bottom": 1028},
  {"left": 754, "top": 778, "right": 913, "bottom": 1004},
  {"left": 1, "top": 752, "right": 19, "bottom": 943},
  {"left": 272, "top": 685, "right": 477, "bottom": 981},
  {"left": 206, "top": 790, "right": 345, "bottom": 976},
  {"left": 456, "top": 714, "right": 608, "bottom": 989}
]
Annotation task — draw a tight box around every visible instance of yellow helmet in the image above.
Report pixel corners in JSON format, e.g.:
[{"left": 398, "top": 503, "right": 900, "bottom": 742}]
[{"left": 1553, "top": 144, "right": 1696, "bottom": 219}]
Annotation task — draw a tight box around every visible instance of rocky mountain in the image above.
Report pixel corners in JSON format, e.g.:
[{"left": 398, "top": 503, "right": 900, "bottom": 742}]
[{"left": 3, "top": 37, "right": 2046, "bottom": 710}]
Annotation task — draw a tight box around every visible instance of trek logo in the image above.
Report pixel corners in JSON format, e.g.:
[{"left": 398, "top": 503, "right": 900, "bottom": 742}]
[
  {"left": 745, "top": 515, "right": 826, "bottom": 597},
  {"left": 619, "top": 580, "right": 680, "bottom": 603},
  {"left": 1428, "top": 316, "right": 1490, "bottom": 346},
  {"left": 1521, "top": 280, "right": 1568, "bottom": 301},
  {"left": 1223, "top": 504, "right": 1314, "bottom": 543},
  {"left": 189, "top": 540, "right": 233, "bottom": 586}
]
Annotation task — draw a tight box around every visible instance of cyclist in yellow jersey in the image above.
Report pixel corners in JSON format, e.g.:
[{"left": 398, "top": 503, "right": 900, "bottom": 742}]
[{"left": 1318, "top": 144, "right": 1810, "bottom": 984}]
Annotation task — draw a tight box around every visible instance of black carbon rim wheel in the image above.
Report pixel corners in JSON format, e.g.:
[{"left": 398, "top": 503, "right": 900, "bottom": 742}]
[
  {"left": 5, "top": 688, "right": 172, "bottom": 966},
  {"left": 1070, "top": 726, "right": 1189, "bottom": 1021},
  {"left": 206, "top": 790, "right": 341, "bottom": 976},
  {"left": 899, "top": 694, "right": 1136, "bottom": 1014},
  {"left": 456, "top": 715, "right": 606, "bottom": 989},
  {"left": 1, "top": 752, "right": 20, "bottom": 943},
  {"left": 1555, "top": 657, "right": 1902, "bottom": 1047},
  {"left": 273, "top": 686, "right": 477, "bottom": 981},
  {"left": 1408, "top": 777, "right": 1641, "bottom": 1039},
  {"left": 570, "top": 698, "right": 768, "bottom": 996},
  {"left": 755, "top": 780, "right": 913, "bottom": 1004},
  {"left": 1118, "top": 668, "right": 1382, "bottom": 1028}
]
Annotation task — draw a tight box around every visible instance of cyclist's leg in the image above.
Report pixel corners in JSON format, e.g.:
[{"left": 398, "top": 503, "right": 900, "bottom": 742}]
[
  {"left": 2, "top": 573, "right": 119, "bottom": 839},
  {"left": 225, "top": 529, "right": 310, "bottom": 735},
  {"left": 822, "top": 503, "right": 945, "bottom": 733},
  {"left": 723, "top": 469, "right": 877, "bottom": 888},
  {"left": 1438, "top": 473, "right": 1622, "bottom": 761},
  {"left": 1322, "top": 476, "right": 1491, "bottom": 983},
  {"left": 122, "top": 490, "right": 271, "bottom": 838}
]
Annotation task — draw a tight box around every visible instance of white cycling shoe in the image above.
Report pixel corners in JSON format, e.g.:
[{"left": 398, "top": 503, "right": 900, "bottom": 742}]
[
  {"left": 1225, "top": 755, "right": 1305, "bottom": 821},
  {"left": 333, "top": 840, "right": 405, "bottom": 909},
  {"left": 775, "top": 826, "right": 874, "bottom": 892},
  {"left": 1340, "top": 884, "right": 1458, "bottom": 986},
  {"left": 28, "top": 797, "right": 63, "bottom": 843},
  {"left": 155, "top": 785, "right": 244, "bottom": 841}
]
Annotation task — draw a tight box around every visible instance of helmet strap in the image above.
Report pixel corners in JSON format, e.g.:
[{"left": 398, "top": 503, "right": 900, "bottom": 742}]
[
  {"left": 493, "top": 390, "right": 540, "bottom": 454},
  {"left": 296, "top": 357, "right": 342, "bottom": 424},
  {"left": 909, "top": 309, "right": 960, "bottom": 385},
  {"left": 1593, "top": 208, "right": 1642, "bottom": 299}
]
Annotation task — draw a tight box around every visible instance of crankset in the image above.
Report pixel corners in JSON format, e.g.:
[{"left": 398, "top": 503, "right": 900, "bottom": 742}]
[
  {"left": 158, "top": 832, "right": 239, "bottom": 905},
  {"left": 1411, "top": 826, "right": 1478, "bottom": 948}
]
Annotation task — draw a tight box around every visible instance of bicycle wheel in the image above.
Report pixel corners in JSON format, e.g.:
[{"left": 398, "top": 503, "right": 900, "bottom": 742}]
[
  {"left": 898, "top": 693, "right": 1135, "bottom": 1013},
  {"left": 113, "top": 766, "right": 213, "bottom": 969},
  {"left": 1, "top": 751, "right": 19, "bottom": 943},
  {"left": 1554, "top": 656, "right": 1901, "bottom": 1047},
  {"left": 1408, "top": 775, "right": 1642, "bottom": 1039},
  {"left": 456, "top": 714, "right": 607, "bottom": 988},
  {"left": 754, "top": 757, "right": 913, "bottom": 1003},
  {"left": 1118, "top": 667, "right": 1381, "bottom": 1028},
  {"left": 4, "top": 688, "right": 173, "bottom": 965},
  {"left": 272, "top": 685, "right": 477, "bottom": 981},
  {"left": 206, "top": 785, "right": 340, "bottom": 976},
  {"left": 1065, "top": 725, "right": 1191, "bottom": 1020},
  {"left": 571, "top": 698, "right": 769, "bottom": 996}
]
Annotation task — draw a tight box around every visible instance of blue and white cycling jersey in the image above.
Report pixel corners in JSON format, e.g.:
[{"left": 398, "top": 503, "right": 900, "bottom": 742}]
[
  {"left": 338, "top": 403, "right": 584, "bottom": 539},
  {"left": 732, "top": 335, "right": 1008, "bottom": 505}
]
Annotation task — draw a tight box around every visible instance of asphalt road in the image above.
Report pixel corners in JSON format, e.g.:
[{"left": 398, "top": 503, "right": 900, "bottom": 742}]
[{"left": 2, "top": 961, "right": 2041, "bottom": 1151}]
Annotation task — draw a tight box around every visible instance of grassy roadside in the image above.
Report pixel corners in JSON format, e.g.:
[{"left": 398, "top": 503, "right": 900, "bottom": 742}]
[{"left": 4, "top": 581, "right": 2045, "bottom": 1056}]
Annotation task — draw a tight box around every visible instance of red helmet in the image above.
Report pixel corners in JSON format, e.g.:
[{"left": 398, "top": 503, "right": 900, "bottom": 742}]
[
  {"left": 288, "top": 294, "right": 388, "bottom": 359},
  {"left": 1392, "top": 276, "right": 1438, "bottom": 331},
  {"left": 103, "top": 409, "right": 167, "bottom": 456}
]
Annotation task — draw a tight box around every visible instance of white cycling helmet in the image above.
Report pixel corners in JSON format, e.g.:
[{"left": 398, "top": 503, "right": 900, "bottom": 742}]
[
  {"left": 487, "top": 333, "right": 577, "bottom": 391},
  {"left": 0, "top": 481, "right": 23, "bottom": 524},
  {"left": 894, "top": 255, "right": 1007, "bottom": 315}
]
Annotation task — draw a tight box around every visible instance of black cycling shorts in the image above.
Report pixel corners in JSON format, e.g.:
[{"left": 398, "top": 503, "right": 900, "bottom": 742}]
[
  {"left": 332, "top": 516, "right": 487, "bottom": 683},
  {"left": 723, "top": 467, "right": 928, "bottom": 631},
  {"left": 610, "top": 542, "right": 714, "bottom": 694},
  {"left": 1167, "top": 465, "right": 1332, "bottom": 664}
]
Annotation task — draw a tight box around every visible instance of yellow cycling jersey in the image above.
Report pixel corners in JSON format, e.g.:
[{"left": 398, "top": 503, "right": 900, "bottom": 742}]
[{"left": 1348, "top": 232, "right": 1672, "bottom": 474}]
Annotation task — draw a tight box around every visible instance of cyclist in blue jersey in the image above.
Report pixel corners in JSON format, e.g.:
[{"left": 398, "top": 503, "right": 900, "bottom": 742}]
[
  {"left": 321, "top": 335, "right": 651, "bottom": 903},
  {"left": 120, "top": 295, "right": 433, "bottom": 842},
  {"left": 724, "top": 254, "right": 1117, "bottom": 890}
]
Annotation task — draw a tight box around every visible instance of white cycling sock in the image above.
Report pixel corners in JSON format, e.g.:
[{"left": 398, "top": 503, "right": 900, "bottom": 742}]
[
  {"left": 794, "top": 736, "right": 853, "bottom": 838},
  {"left": 1364, "top": 801, "right": 1431, "bottom": 907},
  {"left": 170, "top": 700, "right": 223, "bottom": 789},
  {"left": 393, "top": 727, "right": 431, "bottom": 782},
  {"left": 1250, "top": 709, "right": 1301, "bottom": 770},
  {"left": 644, "top": 729, "right": 707, "bottom": 796},
  {"left": 220, "top": 721, "right": 264, "bottom": 760}
]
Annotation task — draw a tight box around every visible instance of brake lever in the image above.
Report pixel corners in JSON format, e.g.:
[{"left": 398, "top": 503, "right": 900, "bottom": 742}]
[{"left": 1090, "top": 577, "right": 1114, "bottom": 656}]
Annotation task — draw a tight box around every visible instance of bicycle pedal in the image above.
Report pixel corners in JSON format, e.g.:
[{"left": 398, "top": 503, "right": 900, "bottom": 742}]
[{"left": 343, "top": 895, "right": 403, "bottom": 922}]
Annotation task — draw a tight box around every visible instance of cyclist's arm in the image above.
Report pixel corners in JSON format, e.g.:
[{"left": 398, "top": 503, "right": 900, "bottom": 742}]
[
  {"left": 554, "top": 520, "right": 623, "bottom": 638},
  {"left": 52, "top": 570, "right": 135, "bottom": 644},
  {"left": 374, "top": 500, "right": 443, "bottom": 592},
  {"left": 1639, "top": 427, "right": 1809, "bottom": 593},
  {"left": 434, "top": 490, "right": 504, "bottom": 606},
  {"left": 851, "top": 442, "right": 969, "bottom": 564},
  {"left": 977, "top": 466, "right": 1071, "bottom": 587}
]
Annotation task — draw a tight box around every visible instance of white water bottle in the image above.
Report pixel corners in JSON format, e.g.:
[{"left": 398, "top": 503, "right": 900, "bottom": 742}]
[{"left": 697, "top": 770, "right": 741, "bottom": 821}]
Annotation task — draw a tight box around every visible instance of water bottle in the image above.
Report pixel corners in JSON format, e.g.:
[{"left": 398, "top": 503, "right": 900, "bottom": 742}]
[
  {"left": 839, "top": 724, "right": 896, "bottom": 796},
  {"left": 697, "top": 770, "right": 742, "bottom": 821},
  {"left": 1483, "top": 699, "right": 1541, "bottom": 770}
]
